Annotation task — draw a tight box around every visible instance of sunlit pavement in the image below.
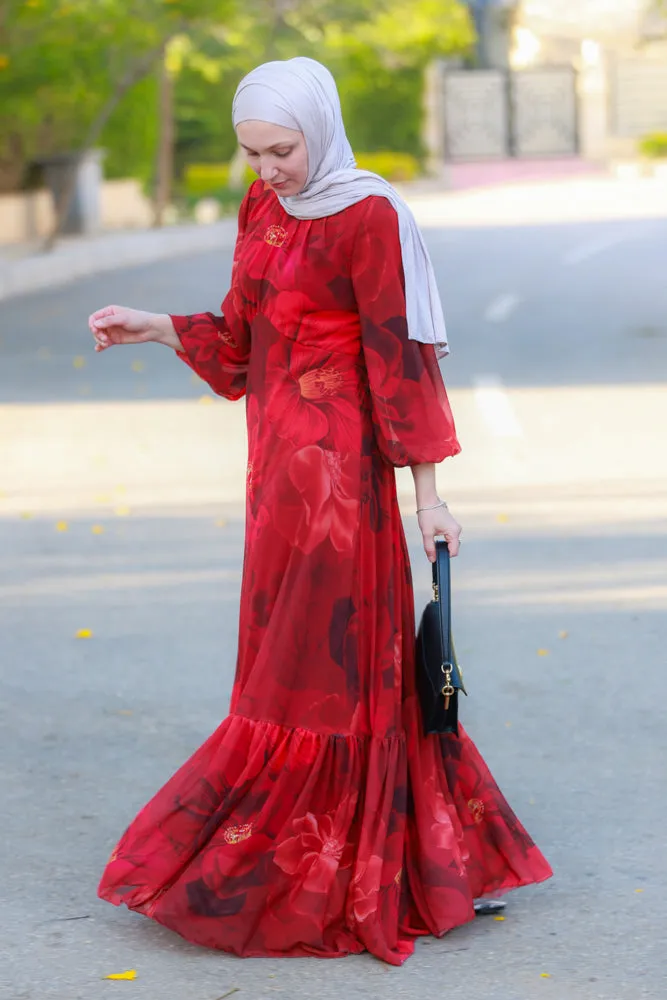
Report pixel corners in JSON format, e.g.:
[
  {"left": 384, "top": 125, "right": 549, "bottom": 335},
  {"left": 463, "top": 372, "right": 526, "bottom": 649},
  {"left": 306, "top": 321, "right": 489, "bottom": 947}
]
[{"left": 1, "top": 180, "right": 666, "bottom": 999}]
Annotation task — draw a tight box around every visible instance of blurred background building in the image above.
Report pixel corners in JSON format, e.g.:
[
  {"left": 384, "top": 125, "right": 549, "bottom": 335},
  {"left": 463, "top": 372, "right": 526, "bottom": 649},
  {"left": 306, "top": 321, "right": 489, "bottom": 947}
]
[{"left": 430, "top": 0, "right": 667, "bottom": 162}]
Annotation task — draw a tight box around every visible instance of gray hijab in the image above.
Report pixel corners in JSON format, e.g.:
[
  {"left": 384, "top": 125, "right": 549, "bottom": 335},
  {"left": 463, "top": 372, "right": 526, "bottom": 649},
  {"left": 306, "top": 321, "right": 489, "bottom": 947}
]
[{"left": 232, "top": 57, "right": 448, "bottom": 357}]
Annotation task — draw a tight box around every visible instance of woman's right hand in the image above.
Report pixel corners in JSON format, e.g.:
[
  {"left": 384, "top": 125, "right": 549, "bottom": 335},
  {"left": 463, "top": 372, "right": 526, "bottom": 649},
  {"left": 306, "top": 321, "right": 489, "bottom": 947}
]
[{"left": 88, "top": 306, "right": 181, "bottom": 352}]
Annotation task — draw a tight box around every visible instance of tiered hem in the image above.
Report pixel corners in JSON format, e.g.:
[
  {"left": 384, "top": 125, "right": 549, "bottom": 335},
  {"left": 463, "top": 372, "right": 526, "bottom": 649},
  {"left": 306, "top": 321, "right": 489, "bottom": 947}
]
[{"left": 99, "top": 711, "right": 551, "bottom": 965}]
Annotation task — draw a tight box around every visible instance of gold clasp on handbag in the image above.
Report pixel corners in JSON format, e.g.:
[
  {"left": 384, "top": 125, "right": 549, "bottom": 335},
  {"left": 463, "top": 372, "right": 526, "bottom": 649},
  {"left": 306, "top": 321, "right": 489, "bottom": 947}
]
[{"left": 441, "top": 664, "right": 455, "bottom": 710}]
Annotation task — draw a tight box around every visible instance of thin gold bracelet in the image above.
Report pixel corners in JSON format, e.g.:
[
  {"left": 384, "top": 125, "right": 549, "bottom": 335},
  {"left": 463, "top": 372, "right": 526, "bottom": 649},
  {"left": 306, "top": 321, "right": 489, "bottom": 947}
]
[{"left": 416, "top": 500, "right": 448, "bottom": 514}]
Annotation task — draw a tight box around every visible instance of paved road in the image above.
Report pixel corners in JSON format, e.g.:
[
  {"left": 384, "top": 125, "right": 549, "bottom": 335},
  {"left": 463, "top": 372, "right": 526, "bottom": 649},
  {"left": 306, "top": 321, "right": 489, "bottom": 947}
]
[{"left": 1, "top": 184, "right": 666, "bottom": 1000}]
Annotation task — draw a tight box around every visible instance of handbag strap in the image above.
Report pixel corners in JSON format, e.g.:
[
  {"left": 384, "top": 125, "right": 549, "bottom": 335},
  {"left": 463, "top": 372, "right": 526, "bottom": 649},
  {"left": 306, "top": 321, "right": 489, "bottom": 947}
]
[{"left": 432, "top": 539, "right": 452, "bottom": 666}]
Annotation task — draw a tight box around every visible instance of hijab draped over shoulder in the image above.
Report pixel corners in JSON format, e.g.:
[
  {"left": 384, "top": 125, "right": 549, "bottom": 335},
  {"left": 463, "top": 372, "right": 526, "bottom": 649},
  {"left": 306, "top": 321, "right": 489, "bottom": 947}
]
[{"left": 232, "top": 57, "right": 449, "bottom": 357}]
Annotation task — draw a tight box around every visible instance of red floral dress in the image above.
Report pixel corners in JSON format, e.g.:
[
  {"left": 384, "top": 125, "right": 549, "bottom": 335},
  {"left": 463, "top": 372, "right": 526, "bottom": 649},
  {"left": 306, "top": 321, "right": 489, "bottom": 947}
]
[{"left": 98, "top": 180, "right": 552, "bottom": 965}]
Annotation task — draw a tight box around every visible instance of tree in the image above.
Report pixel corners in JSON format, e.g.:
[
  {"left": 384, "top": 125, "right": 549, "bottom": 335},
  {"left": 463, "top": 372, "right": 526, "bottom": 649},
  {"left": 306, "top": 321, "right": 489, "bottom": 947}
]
[
  {"left": 171, "top": 0, "right": 474, "bottom": 179},
  {"left": 328, "top": 0, "right": 475, "bottom": 155},
  {"left": 0, "top": 0, "right": 235, "bottom": 242}
]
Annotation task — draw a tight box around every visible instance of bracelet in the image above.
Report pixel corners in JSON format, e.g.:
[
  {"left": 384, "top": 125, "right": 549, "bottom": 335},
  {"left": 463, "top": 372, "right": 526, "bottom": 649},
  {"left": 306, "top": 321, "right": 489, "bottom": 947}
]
[{"left": 416, "top": 500, "right": 448, "bottom": 514}]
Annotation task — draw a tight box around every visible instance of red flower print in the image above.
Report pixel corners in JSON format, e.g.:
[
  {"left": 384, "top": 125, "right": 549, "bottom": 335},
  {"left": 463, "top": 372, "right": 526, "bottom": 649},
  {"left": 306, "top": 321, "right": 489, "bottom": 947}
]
[
  {"left": 265, "top": 337, "right": 361, "bottom": 450},
  {"left": 274, "top": 808, "right": 354, "bottom": 895},
  {"left": 275, "top": 445, "right": 360, "bottom": 554},
  {"left": 417, "top": 773, "right": 468, "bottom": 868},
  {"left": 350, "top": 854, "right": 384, "bottom": 924}
]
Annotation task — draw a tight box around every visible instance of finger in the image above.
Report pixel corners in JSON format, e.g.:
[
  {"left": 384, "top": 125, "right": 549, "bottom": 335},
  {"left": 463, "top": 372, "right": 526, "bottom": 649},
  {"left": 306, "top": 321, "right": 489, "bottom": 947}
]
[
  {"left": 92, "top": 315, "right": 119, "bottom": 331},
  {"left": 423, "top": 533, "right": 437, "bottom": 563},
  {"left": 446, "top": 533, "right": 461, "bottom": 557},
  {"left": 89, "top": 305, "right": 118, "bottom": 324}
]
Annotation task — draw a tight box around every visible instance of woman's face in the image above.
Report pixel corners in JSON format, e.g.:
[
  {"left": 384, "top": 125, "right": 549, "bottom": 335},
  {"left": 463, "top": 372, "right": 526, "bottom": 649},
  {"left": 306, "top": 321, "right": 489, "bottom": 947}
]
[{"left": 236, "top": 121, "right": 309, "bottom": 197}]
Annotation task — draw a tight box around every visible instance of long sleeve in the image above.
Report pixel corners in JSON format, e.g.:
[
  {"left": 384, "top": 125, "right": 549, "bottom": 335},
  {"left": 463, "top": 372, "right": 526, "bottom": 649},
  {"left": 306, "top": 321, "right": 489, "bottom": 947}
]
[
  {"left": 170, "top": 187, "right": 255, "bottom": 401},
  {"left": 351, "top": 197, "right": 461, "bottom": 467}
]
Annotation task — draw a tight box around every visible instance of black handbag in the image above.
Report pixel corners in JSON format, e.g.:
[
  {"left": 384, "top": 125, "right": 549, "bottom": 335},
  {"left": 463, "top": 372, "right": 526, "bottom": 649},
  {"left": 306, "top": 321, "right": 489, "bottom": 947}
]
[{"left": 416, "top": 539, "right": 467, "bottom": 736}]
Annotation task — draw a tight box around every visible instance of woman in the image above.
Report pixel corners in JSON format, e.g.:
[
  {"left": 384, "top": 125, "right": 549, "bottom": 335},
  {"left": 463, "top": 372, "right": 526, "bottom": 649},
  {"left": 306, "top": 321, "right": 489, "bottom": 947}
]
[{"left": 90, "top": 57, "right": 551, "bottom": 966}]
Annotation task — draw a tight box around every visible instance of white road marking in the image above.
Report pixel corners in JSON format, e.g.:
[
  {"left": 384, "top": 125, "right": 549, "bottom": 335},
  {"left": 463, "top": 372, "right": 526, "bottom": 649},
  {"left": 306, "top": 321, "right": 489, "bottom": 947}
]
[
  {"left": 563, "top": 233, "right": 633, "bottom": 265},
  {"left": 484, "top": 293, "right": 521, "bottom": 323},
  {"left": 473, "top": 375, "right": 524, "bottom": 438}
]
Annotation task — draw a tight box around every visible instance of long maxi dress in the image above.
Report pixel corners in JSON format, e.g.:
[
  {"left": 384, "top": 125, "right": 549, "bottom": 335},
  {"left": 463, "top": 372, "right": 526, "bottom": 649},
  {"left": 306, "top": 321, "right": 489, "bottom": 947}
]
[{"left": 98, "top": 180, "right": 552, "bottom": 965}]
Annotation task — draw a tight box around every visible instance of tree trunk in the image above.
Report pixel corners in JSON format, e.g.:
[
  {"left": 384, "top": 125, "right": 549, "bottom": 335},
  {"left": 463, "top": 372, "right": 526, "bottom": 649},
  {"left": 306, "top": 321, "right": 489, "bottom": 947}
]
[{"left": 153, "top": 53, "right": 174, "bottom": 227}]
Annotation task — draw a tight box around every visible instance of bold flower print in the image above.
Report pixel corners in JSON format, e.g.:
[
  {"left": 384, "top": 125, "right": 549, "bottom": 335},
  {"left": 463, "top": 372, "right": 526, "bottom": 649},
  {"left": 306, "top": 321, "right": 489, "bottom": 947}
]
[
  {"left": 349, "top": 854, "right": 384, "bottom": 924},
  {"left": 274, "top": 445, "right": 360, "bottom": 554},
  {"left": 274, "top": 809, "right": 354, "bottom": 894},
  {"left": 264, "top": 337, "right": 362, "bottom": 451}
]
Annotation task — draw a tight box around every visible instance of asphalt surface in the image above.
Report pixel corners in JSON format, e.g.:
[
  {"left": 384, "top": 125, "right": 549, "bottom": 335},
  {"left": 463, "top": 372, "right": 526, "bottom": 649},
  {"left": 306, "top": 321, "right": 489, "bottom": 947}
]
[{"left": 1, "top": 183, "right": 666, "bottom": 1000}]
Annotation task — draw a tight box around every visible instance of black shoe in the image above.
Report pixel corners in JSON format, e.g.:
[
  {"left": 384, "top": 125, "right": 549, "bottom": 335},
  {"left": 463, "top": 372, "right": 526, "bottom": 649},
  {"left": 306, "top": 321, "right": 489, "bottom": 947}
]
[{"left": 473, "top": 900, "right": 507, "bottom": 916}]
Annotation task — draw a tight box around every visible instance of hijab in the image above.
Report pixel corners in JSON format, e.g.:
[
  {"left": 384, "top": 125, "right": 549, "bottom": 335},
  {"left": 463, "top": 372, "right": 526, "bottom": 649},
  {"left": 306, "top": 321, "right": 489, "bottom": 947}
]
[{"left": 232, "top": 56, "right": 449, "bottom": 357}]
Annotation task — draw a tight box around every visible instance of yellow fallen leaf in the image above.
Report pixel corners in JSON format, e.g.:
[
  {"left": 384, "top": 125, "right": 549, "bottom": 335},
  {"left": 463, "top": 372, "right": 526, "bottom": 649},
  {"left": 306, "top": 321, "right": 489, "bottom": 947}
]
[
  {"left": 496, "top": 513, "right": 510, "bottom": 524},
  {"left": 558, "top": 630, "right": 569, "bottom": 639},
  {"left": 114, "top": 506, "right": 131, "bottom": 517},
  {"left": 537, "top": 648, "right": 549, "bottom": 657},
  {"left": 529, "top": 797, "right": 536, "bottom": 805},
  {"left": 73, "top": 355, "right": 86, "bottom": 369},
  {"left": 104, "top": 970, "right": 137, "bottom": 981},
  {"left": 20, "top": 511, "right": 32, "bottom": 519},
  {"left": 199, "top": 395, "right": 214, "bottom": 404},
  {"left": 494, "top": 915, "right": 505, "bottom": 921},
  {"left": 76, "top": 628, "right": 93, "bottom": 639},
  {"left": 118, "top": 709, "right": 133, "bottom": 716},
  {"left": 215, "top": 519, "right": 227, "bottom": 527},
  {"left": 56, "top": 520, "right": 68, "bottom": 532},
  {"left": 635, "top": 888, "right": 644, "bottom": 893},
  {"left": 505, "top": 721, "right": 512, "bottom": 728},
  {"left": 131, "top": 360, "right": 144, "bottom": 373},
  {"left": 91, "top": 525, "right": 105, "bottom": 535},
  {"left": 540, "top": 973, "right": 551, "bottom": 978}
]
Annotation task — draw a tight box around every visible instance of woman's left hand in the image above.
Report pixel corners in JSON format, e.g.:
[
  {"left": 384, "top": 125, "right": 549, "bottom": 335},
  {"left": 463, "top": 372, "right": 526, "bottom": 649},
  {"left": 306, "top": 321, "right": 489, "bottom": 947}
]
[{"left": 418, "top": 505, "right": 462, "bottom": 562}]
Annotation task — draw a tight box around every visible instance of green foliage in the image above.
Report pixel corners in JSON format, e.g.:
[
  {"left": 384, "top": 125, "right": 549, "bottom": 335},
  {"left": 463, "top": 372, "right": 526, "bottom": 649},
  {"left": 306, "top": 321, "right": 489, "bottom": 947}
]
[
  {"left": 172, "top": 0, "right": 474, "bottom": 176},
  {"left": 639, "top": 132, "right": 667, "bottom": 159},
  {"left": 101, "top": 74, "right": 160, "bottom": 184},
  {"left": 339, "top": 62, "right": 426, "bottom": 156},
  {"left": 0, "top": 0, "right": 234, "bottom": 192},
  {"left": 172, "top": 35, "right": 243, "bottom": 172},
  {"left": 183, "top": 162, "right": 256, "bottom": 195},
  {"left": 182, "top": 150, "right": 420, "bottom": 202},
  {"left": 328, "top": 0, "right": 474, "bottom": 158},
  {"left": 0, "top": 0, "right": 474, "bottom": 194},
  {"left": 355, "top": 151, "right": 421, "bottom": 181}
]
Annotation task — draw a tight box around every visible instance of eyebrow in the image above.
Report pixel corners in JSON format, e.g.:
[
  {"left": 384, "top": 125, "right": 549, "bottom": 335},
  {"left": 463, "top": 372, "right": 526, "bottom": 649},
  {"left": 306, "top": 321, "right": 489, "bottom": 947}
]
[{"left": 239, "top": 142, "right": 294, "bottom": 153}]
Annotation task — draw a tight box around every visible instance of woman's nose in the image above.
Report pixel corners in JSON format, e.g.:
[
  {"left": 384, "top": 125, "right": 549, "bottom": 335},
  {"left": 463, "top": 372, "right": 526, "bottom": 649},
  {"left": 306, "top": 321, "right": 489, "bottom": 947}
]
[{"left": 260, "top": 161, "right": 278, "bottom": 182}]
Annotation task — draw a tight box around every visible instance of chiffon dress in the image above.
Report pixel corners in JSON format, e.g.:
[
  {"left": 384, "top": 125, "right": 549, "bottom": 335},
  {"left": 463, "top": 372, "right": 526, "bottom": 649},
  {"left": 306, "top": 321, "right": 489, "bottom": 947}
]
[{"left": 98, "top": 180, "right": 552, "bottom": 965}]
